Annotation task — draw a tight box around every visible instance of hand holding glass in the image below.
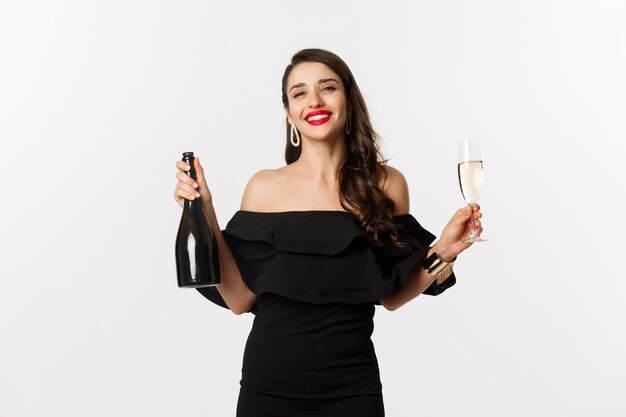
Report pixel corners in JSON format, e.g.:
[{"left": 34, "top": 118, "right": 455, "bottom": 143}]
[{"left": 458, "top": 139, "right": 487, "bottom": 242}]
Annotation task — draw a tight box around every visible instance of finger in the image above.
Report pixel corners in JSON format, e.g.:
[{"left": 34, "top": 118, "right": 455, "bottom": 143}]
[
  {"left": 173, "top": 189, "right": 194, "bottom": 206},
  {"left": 194, "top": 157, "right": 206, "bottom": 182},
  {"left": 176, "top": 171, "right": 199, "bottom": 188},
  {"left": 455, "top": 206, "right": 471, "bottom": 219},
  {"left": 193, "top": 159, "right": 211, "bottom": 193},
  {"left": 175, "top": 183, "right": 201, "bottom": 200},
  {"left": 457, "top": 206, "right": 474, "bottom": 223},
  {"left": 179, "top": 183, "right": 200, "bottom": 197},
  {"left": 177, "top": 181, "right": 200, "bottom": 197},
  {"left": 175, "top": 160, "right": 191, "bottom": 172},
  {"left": 471, "top": 204, "right": 481, "bottom": 211}
]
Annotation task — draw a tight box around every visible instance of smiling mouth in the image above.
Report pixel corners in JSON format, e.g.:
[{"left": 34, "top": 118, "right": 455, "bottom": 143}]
[
  {"left": 305, "top": 111, "right": 332, "bottom": 125},
  {"left": 307, "top": 114, "right": 329, "bottom": 122}
]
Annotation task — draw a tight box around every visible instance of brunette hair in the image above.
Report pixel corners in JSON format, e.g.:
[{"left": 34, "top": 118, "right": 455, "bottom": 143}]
[{"left": 281, "top": 48, "right": 402, "bottom": 246}]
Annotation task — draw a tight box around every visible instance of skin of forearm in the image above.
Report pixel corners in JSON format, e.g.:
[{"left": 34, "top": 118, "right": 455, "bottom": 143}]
[{"left": 202, "top": 205, "right": 257, "bottom": 314}]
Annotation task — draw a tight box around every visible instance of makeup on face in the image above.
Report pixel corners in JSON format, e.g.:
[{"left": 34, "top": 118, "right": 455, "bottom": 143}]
[
  {"left": 286, "top": 62, "right": 348, "bottom": 140},
  {"left": 305, "top": 110, "right": 332, "bottom": 126}
]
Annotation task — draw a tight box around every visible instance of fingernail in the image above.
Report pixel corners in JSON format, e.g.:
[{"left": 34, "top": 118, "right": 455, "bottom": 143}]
[
  {"left": 196, "top": 192, "right": 200, "bottom": 198},
  {"left": 193, "top": 183, "right": 198, "bottom": 188},
  {"left": 186, "top": 165, "right": 191, "bottom": 171}
]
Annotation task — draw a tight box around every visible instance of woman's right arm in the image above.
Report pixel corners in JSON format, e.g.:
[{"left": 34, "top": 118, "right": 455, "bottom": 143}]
[{"left": 174, "top": 158, "right": 256, "bottom": 315}]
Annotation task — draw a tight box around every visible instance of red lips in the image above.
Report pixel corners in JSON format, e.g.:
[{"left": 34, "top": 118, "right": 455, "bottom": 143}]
[{"left": 305, "top": 110, "right": 332, "bottom": 126}]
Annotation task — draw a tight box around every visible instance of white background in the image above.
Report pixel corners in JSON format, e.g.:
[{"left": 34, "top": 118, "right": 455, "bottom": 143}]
[{"left": 1, "top": 0, "right": 625, "bottom": 416}]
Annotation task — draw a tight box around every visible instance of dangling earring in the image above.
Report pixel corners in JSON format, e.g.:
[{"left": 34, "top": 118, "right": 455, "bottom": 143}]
[
  {"left": 345, "top": 113, "right": 352, "bottom": 135},
  {"left": 290, "top": 123, "right": 301, "bottom": 147}
]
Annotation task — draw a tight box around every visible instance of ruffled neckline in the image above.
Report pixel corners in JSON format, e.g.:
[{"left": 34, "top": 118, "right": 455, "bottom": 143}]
[
  {"left": 196, "top": 210, "right": 455, "bottom": 311},
  {"left": 238, "top": 210, "right": 352, "bottom": 214},
  {"left": 224, "top": 210, "right": 417, "bottom": 256},
  {"left": 235, "top": 209, "right": 412, "bottom": 218}
]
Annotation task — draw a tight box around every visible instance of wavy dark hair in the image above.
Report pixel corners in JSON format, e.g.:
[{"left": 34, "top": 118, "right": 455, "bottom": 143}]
[{"left": 281, "top": 48, "right": 402, "bottom": 246}]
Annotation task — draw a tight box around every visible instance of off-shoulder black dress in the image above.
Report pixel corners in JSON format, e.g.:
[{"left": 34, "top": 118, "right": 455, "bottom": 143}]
[{"left": 197, "top": 211, "right": 455, "bottom": 417}]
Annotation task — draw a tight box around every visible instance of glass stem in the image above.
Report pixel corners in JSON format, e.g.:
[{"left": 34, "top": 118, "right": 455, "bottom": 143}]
[{"left": 468, "top": 203, "right": 477, "bottom": 239}]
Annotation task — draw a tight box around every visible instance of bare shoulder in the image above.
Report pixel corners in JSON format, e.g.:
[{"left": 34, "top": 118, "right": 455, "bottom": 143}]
[
  {"left": 240, "top": 168, "right": 287, "bottom": 212},
  {"left": 380, "top": 164, "right": 410, "bottom": 215}
]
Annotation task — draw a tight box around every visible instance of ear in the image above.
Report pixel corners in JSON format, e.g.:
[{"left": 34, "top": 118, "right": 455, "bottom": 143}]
[{"left": 284, "top": 107, "right": 293, "bottom": 125}]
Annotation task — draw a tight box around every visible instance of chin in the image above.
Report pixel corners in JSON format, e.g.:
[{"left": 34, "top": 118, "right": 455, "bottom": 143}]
[{"left": 303, "top": 128, "right": 344, "bottom": 142}]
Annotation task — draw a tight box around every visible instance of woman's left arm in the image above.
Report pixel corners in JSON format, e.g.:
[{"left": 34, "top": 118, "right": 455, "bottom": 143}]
[{"left": 378, "top": 167, "right": 482, "bottom": 311}]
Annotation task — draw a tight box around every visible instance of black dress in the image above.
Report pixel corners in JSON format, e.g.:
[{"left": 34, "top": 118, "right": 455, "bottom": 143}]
[{"left": 197, "top": 211, "right": 455, "bottom": 417}]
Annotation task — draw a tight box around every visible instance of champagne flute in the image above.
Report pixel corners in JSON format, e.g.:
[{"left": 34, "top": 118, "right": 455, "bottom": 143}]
[{"left": 458, "top": 139, "right": 487, "bottom": 242}]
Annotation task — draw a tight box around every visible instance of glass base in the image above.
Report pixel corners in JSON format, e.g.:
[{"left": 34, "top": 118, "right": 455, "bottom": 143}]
[{"left": 463, "top": 236, "right": 488, "bottom": 243}]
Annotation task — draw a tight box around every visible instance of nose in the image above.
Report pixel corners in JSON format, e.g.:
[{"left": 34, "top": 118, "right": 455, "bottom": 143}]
[{"left": 308, "top": 91, "right": 324, "bottom": 108}]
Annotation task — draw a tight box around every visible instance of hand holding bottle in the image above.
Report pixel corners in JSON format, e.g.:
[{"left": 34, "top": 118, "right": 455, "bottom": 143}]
[
  {"left": 175, "top": 152, "right": 221, "bottom": 288},
  {"left": 174, "top": 156, "right": 213, "bottom": 209}
]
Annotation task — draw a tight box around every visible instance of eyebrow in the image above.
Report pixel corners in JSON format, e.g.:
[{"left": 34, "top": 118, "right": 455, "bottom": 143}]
[{"left": 288, "top": 78, "right": 340, "bottom": 92}]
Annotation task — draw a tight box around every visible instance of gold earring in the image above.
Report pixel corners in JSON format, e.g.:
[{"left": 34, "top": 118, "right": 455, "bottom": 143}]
[{"left": 290, "top": 123, "right": 301, "bottom": 147}]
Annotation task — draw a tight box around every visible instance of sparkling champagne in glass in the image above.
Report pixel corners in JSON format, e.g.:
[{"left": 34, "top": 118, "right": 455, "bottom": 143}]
[{"left": 458, "top": 139, "right": 487, "bottom": 242}]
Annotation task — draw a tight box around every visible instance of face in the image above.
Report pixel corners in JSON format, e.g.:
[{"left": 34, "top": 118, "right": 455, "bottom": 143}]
[{"left": 285, "top": 62, "right": 348, "bottom": 143}]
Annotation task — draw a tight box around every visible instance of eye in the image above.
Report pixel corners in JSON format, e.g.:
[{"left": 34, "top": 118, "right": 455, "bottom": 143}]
[
  {"left": 322, "top": 85, "right": 336, "bottom": 92},
  {"left": 292, "top": 91, "right": 305, "bottom": 98}
]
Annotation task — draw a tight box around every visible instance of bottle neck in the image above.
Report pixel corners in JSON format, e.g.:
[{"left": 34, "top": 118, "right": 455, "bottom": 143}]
[
  {"left": 182, "top": 155, "right": 199, "bottom": 209},
  {"left": 183, "top": 156, "right": 198, "bottom": 182}
]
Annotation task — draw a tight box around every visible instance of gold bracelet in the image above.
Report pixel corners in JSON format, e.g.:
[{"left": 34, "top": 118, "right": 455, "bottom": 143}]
[{"left": 423, "top": 252, "right": 455, "bottom": 284}]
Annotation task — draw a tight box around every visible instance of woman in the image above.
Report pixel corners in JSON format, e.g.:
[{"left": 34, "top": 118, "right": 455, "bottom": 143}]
[{"left": 173, "top": 48, "right": 483, "bottom": 417}]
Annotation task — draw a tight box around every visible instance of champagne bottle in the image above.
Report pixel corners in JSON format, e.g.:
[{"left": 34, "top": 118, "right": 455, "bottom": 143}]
[{"left": 175, "top": 152, "right": 221, "bottom": 288}]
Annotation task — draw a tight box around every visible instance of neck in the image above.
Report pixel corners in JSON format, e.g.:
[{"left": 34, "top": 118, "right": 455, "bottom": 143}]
[{"left": 294, "top": 135, "right": 346, "bottom": 184}]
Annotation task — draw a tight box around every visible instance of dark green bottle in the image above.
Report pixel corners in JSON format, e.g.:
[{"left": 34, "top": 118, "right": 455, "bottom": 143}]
[{"left": 175, "top": 152, "right": 221, "bottom": 287}]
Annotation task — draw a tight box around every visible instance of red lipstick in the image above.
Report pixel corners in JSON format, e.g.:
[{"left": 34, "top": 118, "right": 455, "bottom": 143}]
[{"left": 305, "top": 110, "right": 332, "bottom": 126}]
